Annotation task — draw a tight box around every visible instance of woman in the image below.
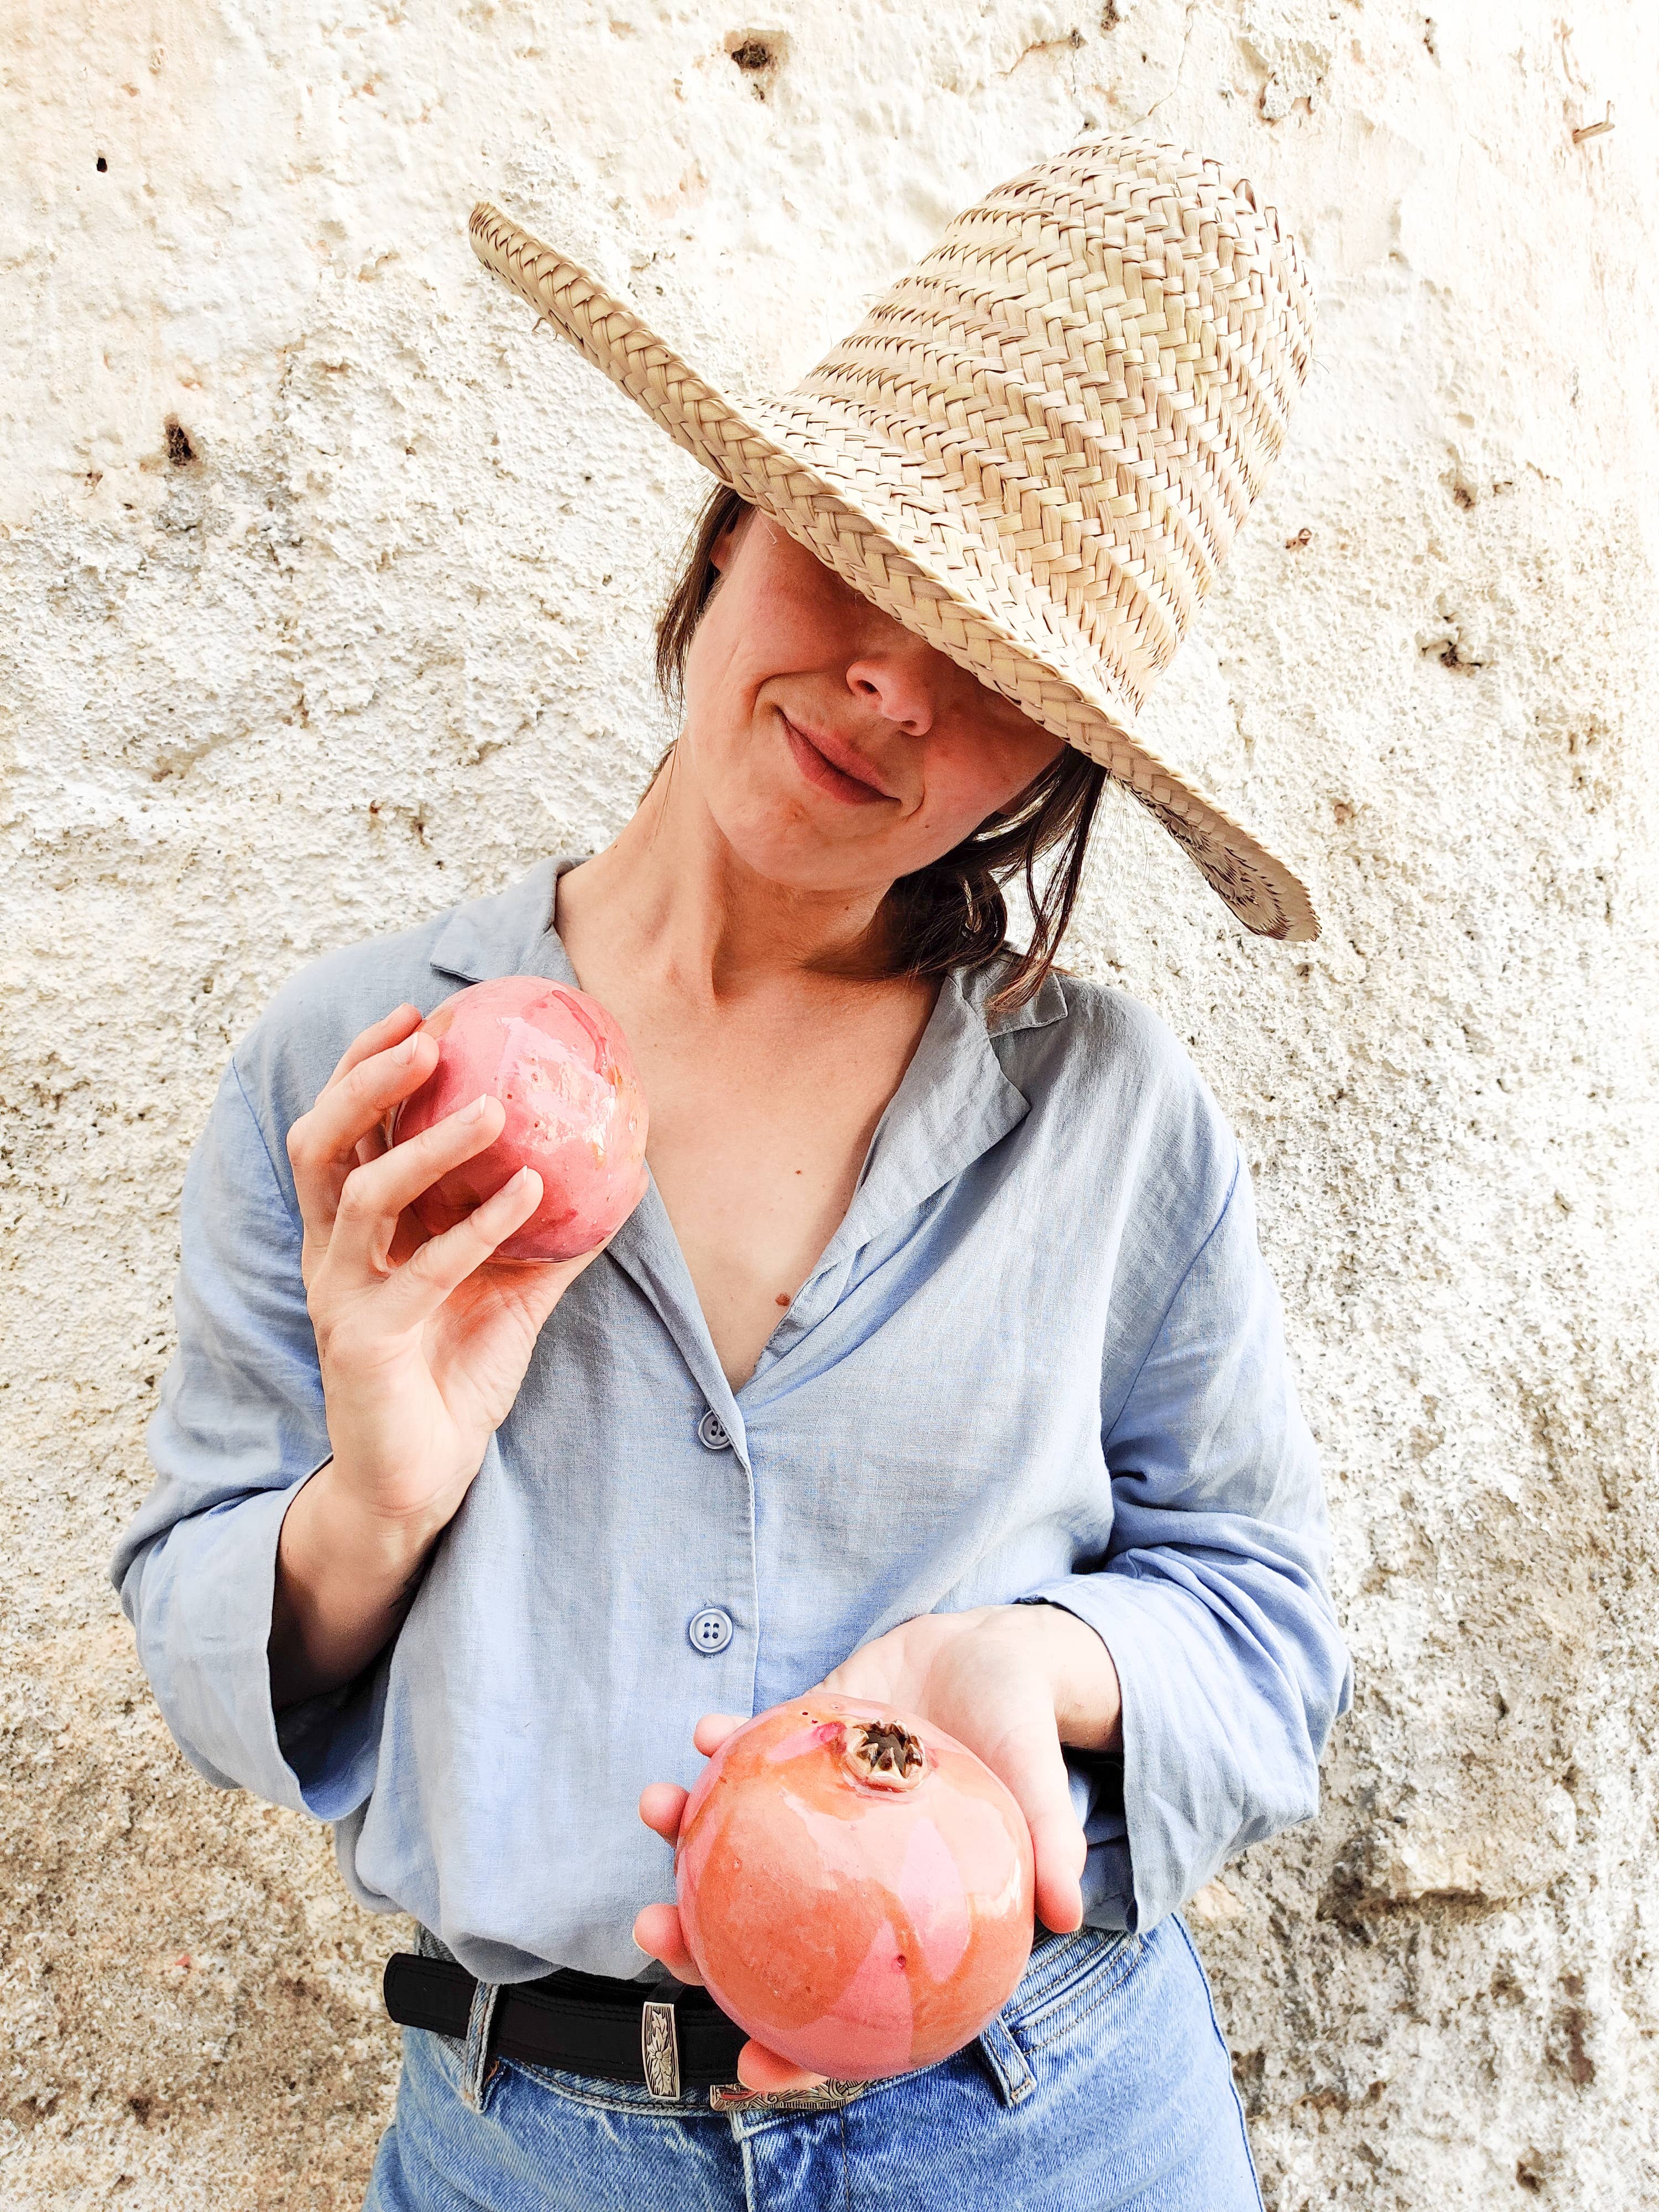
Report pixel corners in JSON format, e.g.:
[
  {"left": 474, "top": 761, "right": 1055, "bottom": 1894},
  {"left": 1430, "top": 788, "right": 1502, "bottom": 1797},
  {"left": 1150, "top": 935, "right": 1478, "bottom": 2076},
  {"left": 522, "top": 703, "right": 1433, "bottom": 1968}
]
[{"left": 112, "top": 137, "right": 1350, "bottom": 2209}]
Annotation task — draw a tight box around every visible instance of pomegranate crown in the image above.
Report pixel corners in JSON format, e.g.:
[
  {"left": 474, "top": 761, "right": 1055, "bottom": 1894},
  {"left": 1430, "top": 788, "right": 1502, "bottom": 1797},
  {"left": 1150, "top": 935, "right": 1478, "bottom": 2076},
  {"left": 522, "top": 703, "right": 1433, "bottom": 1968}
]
[{"left": 841, "top": 1717, "right": 926, "bottom": 1792}]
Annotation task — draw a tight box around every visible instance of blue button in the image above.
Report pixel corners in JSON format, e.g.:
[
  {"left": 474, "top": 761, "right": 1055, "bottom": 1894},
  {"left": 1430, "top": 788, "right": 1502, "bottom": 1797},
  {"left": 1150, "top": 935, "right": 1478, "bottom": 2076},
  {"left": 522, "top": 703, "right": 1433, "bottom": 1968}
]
[
  {"left": 696, "top": 1409, "right": 732, "bottom": 1452},
  {"left": 688, "top": 1607, "right": 734, "bottom": 1655}
]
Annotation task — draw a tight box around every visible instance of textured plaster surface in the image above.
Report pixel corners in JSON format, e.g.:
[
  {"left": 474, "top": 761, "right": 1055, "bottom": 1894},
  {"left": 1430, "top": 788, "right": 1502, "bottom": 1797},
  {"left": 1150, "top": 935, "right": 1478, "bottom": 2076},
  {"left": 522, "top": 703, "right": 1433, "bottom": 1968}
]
[{"left": 3, "top": 2, "right": 1657, "bottom": 2204}]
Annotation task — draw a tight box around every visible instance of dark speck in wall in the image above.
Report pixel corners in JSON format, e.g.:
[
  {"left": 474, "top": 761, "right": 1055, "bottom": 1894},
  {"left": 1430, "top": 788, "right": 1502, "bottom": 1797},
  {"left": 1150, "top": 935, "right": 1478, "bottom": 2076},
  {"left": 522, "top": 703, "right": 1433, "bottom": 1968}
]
[
  {"left": 724, "top": 30, "right": 786, "bottom": 98},
  {"left": 96, "top": 155, "right": 108, "bottom": 172}
]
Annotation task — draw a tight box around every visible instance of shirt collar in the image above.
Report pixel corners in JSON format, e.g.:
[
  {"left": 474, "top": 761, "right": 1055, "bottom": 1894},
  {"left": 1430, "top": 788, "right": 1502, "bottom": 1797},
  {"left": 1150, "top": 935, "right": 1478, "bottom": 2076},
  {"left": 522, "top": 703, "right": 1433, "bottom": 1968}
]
[
  {"left": 806, "top": 958, "right": 1062, "bottom": 1284},
  {"left": 428, "top": 855, "right": 579, "bottom": 988}
]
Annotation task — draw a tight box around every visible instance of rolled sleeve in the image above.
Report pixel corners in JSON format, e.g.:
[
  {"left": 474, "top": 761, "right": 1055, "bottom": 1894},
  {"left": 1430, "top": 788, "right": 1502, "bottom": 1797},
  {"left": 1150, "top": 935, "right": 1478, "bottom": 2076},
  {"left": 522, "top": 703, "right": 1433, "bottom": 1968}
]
[
  {"left": 108, "top": 1059, "right": 383, "bottom": 1823},
  {"left": 1031, "top": 1159, "right": 1353, "bottom": 1931}
]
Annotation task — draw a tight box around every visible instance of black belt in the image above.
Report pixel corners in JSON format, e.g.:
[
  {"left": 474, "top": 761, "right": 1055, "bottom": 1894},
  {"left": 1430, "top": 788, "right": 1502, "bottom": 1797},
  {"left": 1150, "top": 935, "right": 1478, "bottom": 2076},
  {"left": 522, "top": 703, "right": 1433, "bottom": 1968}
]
[{"left": 383, "top": 1952, "right": 761, "bottom": 2103}]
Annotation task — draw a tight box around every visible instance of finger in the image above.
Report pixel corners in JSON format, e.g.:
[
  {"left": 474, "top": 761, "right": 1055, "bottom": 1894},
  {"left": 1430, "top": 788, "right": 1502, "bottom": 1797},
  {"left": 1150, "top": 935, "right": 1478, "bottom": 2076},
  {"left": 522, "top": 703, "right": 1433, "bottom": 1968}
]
[
  {"left": 373, "top": 1167, "right": 546, "bottom": 1329},
  {"left": 328, "top": 1095, "right": 507, "bottom": 1278},
  {"left": 639, "top": 1782, "right": 690, "bottom": 1844},
  {"left": 989, "top": 1727, "right": 1087, "bottom": 1935},
  {"left": 353, "top": 1123, "right": 389, "bottom": 1171},
  {"left": 691, "top": 1713, "right": 746, "bottom": 1757},
  {"left": 288, "top": 1029, "right": 439, "bottom": 1239},
  {"left": 1029, "top": 1803, "right": 1088, "bottom": 1935},
  {"left": 934, "top": 1668, "right": 1088, "bottom": 1939},
  {"left": 321, "top": 1003, "right": 426, "bottom": 1094},
  {"left": 735, "top": 2042, "right": 827, "bottom": 2095},
  {"left": 631, "top": 1903, "right": 705, "bottom": 1986},
  {"left": 500, "top": 1165, "right": 647, "bottom": 1274},
  {"left": 308, "top": 1030, "right": 438, "bottom": 1155},
  {"left": 387, "top": 1192, "right": 637, "bottom": 1313}
]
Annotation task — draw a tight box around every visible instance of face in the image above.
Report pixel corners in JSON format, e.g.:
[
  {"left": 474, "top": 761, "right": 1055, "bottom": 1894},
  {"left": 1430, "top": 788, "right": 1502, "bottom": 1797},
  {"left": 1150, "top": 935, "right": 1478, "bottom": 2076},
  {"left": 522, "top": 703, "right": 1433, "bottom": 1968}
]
[{"left": 675, "top": 510, "right": 1065, "bottom": 899}]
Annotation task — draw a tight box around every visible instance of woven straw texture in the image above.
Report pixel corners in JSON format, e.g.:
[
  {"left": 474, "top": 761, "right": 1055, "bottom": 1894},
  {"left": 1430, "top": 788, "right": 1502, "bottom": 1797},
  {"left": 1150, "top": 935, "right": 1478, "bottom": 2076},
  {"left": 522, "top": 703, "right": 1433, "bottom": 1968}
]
[{"left": 469, "top": 134, "right": 1319, "bottom": 941}]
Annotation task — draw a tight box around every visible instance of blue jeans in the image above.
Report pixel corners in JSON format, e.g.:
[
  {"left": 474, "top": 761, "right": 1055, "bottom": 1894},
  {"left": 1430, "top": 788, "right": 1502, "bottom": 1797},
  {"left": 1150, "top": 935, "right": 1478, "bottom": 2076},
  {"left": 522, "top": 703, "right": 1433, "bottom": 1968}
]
[{"left": 363, "top": 1918, "right": 1261, "bottom": 2210}]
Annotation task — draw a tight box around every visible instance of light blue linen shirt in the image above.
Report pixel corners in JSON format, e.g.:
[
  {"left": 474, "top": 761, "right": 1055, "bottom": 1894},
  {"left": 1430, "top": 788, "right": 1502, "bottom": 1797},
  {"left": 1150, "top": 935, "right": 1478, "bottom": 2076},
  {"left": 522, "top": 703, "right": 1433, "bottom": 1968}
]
[{"left": 110, "top": 855, "right": 1352, "bottom": 1986}]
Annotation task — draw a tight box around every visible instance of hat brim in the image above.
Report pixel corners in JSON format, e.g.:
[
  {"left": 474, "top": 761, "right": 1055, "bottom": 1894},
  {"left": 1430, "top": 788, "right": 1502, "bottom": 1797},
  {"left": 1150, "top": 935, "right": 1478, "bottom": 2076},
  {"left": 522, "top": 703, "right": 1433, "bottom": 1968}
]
[{"left": 469, "top": 201, "right": 1318, "bottom": 945}]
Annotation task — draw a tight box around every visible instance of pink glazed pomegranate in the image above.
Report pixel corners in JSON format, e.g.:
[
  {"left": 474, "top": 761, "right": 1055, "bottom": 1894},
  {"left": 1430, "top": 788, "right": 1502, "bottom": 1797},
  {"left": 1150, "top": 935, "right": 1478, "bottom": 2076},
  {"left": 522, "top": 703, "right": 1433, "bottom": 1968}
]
[
  {"left": 389, "top": 976, "right": 648, "bottom": 1262},
  {"left": 675, "top": 1695, "right": 1035, "bottom": 2080}
]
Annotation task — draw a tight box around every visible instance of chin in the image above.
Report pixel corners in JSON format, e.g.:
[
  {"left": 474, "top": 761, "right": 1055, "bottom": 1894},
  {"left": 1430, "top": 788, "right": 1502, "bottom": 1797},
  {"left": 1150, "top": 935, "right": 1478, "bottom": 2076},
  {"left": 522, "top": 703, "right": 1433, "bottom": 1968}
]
[
  {"left": 708, "top": 771, "right": 893, "bottom": 895},
  {"left": 731, "top": 816, "right": 883, "bottom": 895}
]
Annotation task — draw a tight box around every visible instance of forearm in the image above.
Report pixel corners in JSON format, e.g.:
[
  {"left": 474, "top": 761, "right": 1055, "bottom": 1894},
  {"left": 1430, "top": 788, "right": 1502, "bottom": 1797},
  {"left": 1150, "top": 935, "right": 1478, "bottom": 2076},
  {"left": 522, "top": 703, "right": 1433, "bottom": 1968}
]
[{"left": 268, "top": 1461, "right": 453, "bottom": 1712}]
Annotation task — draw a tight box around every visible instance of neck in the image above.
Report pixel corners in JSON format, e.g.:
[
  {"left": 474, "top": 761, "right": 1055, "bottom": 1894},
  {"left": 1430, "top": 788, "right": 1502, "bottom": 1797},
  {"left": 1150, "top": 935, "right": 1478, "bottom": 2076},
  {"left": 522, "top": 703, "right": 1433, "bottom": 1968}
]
[{"left": 556, "top": 745, "right": 899, "bottom": 1008}]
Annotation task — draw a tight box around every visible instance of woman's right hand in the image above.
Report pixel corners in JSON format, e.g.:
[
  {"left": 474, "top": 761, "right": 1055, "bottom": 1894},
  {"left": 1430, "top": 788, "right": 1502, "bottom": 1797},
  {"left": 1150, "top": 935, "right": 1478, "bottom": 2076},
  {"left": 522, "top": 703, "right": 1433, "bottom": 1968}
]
[{"left": 286, "top": 1000, "right": 641, "bottom": 1532}]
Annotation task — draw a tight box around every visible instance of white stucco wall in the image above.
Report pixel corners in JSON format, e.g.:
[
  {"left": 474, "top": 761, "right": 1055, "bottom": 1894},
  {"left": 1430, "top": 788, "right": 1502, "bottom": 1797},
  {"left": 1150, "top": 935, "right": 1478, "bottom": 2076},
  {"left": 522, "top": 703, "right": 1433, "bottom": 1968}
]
[{"left": 3, "top": 2, "right": 1656, "bottom": 2204}]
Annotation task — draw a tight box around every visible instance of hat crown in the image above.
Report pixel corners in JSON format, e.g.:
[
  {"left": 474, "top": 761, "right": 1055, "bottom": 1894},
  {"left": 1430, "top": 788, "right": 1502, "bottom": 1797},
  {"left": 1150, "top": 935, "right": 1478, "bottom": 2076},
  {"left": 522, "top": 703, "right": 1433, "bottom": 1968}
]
[{"left": 786, "top": 134, "right": 1315, "bottom": 720}]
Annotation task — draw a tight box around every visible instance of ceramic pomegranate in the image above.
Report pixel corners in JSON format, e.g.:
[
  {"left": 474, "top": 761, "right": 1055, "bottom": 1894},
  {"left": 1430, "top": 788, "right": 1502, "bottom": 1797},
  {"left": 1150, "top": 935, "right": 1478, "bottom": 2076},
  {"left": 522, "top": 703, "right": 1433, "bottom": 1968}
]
[
  {"left": 389, "top": 976, "right": 648, "bottom": 1262},
  {"left": 674, "top": 1694, "right": 1035, "bottom": 2080}
]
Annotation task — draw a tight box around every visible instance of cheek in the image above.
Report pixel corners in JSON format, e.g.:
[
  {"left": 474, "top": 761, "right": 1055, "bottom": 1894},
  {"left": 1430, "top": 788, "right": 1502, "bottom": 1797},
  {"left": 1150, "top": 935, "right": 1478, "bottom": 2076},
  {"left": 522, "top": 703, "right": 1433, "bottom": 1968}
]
[
  {"left": 681, "top": 614, "right": 765, "bottom": 782},
  {"left": 680, "top": 577, "right": 812, "bottom": 771},
  {"left": 678, "top": 616, "right": 814, "bottom": 855},
  {"left": 919, "top": 727, "right": 1063, "bottom": 839}
]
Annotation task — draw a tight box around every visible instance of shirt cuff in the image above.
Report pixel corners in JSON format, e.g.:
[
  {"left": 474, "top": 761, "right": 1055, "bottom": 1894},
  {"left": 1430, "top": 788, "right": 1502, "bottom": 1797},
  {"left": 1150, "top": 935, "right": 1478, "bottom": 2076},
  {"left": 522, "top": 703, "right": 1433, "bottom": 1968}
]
[
  {"left": 130, "top": 1477, "right": 384, "bottom": 1824},
  {"left": 1060, "top": 1748, "right": 1137, "bottom": 1931},
  {"left": 1023, "top": 1577, "right": 1273, "bottom": 1933}
]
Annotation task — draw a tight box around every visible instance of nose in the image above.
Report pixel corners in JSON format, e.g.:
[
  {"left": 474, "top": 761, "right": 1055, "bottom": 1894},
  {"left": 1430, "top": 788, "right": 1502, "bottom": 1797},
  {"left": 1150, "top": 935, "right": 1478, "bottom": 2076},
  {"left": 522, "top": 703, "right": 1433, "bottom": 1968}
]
[{"left": 844, "top": 646, "right": 936, "bottom": 738}]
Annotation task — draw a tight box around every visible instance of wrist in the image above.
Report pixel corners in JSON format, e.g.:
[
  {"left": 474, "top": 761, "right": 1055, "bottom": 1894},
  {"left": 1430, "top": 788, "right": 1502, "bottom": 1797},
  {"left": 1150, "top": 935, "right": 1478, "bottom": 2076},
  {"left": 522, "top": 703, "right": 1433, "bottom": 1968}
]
[
  {"left": 307, "top": 1452, "right": 469, "bottom": 1552},
  {"left": 270, "top": 1462, "right": 457, "bottom": 1712},
  {"left": 293, "top": 1458, "right": 458, "bottom": 1574},
  {"left": 1017, "top": 1600, "right": 1124, "bottom": 1755}
]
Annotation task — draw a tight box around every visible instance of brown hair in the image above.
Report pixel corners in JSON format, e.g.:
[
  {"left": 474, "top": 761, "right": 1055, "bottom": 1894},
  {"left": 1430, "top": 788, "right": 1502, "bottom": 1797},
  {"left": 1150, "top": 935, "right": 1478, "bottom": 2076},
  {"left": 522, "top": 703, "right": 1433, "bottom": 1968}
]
[{"left": 653, "top": 484, "right": 1107, "bottom": 1013}]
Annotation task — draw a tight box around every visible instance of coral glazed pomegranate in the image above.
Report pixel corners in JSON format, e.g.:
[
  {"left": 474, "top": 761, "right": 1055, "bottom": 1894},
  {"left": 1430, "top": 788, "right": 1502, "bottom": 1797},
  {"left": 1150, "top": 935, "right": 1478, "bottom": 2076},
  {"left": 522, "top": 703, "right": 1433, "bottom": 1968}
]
[
  {"left": 389, "top": 976, "right": 648, "bottom": 1262},
  {"left": 674, "top": 1695, "right": 1036, "bottom": 2080}
]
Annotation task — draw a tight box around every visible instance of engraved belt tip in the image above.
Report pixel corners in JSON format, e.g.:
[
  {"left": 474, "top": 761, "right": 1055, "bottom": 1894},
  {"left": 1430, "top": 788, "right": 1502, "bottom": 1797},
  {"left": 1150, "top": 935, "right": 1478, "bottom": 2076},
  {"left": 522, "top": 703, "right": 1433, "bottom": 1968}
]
[{"left": 641, "top": 1999, "right": 681, "bottom": 2100}]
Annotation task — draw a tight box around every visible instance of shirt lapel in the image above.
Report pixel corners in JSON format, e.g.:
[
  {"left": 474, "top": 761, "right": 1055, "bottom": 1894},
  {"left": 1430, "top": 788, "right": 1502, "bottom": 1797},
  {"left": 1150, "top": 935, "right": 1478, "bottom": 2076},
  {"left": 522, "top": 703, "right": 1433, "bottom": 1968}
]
[{"left": 749, "top": 964, "right": 1069, "bottom": 1374}]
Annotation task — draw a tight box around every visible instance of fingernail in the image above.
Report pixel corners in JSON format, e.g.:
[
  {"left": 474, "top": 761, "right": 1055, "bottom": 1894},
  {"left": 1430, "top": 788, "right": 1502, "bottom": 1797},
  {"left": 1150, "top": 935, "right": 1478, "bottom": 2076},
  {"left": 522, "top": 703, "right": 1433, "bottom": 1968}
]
[
  {"left": 461, "top": 1094, "right": 492, "bottom": 1122},
  {"left": 396, "top": 1034, "right": 420, "bottom": 1060}
]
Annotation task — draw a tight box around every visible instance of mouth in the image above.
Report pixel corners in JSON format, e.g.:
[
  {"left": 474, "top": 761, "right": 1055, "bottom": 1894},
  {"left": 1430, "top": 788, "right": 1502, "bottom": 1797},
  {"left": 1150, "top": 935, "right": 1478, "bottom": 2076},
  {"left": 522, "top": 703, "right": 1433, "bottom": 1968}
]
[{"left": 778, "top": 711, "right": 896, "bottom": 807}]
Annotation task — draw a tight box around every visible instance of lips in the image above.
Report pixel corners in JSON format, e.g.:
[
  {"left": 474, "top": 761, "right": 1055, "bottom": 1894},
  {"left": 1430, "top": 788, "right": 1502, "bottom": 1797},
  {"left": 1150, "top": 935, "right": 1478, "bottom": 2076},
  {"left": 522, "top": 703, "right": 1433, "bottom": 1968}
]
[{"left": 779, "top": 711, "right": 896, "bottom": 806}]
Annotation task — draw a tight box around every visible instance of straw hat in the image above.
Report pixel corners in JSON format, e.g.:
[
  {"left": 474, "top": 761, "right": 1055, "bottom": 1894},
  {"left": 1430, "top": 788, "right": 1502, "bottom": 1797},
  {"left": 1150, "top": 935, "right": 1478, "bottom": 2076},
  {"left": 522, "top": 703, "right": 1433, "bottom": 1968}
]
[{"left": 469, "top": 134, "right": 1319, "bottom": 941}]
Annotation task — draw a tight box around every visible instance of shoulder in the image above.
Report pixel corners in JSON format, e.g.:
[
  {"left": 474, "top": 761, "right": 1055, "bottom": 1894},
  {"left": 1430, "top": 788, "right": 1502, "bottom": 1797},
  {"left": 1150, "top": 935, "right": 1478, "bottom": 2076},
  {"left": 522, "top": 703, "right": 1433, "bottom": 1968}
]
[
  {"left": 987, "top": 964, "right": 1240, "bottom": 1214},
  {"left": 984, "top": 959, "right": 1219, "bottom": 1115},
  {"left": 231, "top": 858, "right": 562, "bottom": 1156}
]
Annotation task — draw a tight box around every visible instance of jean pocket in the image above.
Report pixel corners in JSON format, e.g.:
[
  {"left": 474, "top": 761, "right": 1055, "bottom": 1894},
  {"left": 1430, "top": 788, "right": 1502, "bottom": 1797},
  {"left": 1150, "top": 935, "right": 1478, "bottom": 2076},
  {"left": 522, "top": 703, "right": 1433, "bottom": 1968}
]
[{"left": 1001, "top": 1927, "right": 1145, "bottom": 2057}]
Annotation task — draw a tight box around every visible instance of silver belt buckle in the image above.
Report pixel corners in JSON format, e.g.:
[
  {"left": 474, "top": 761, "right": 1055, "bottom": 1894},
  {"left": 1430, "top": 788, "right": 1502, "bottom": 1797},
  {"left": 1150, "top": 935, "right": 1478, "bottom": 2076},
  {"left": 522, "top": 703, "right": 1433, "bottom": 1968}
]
[
  {"left": 641, "top": 1998, "right": 681, "bottom": 2101},
  {"left": 708, "top": 2077, "right": 866, "bottom": 2114}
]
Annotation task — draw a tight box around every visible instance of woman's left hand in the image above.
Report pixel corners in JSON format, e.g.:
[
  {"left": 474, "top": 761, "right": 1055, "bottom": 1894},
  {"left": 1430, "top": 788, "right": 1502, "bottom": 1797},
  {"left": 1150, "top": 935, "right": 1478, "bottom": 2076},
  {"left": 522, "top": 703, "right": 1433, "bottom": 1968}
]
[{"left": 633, "top": 1603, "right": 1122, "bottom": 2093}]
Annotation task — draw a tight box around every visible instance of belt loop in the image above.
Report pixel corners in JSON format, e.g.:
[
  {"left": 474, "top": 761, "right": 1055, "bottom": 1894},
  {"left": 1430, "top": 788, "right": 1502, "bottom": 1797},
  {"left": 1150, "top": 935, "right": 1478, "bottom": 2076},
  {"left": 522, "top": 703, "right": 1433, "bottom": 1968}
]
[
  {"left": 460, "top": 1976, "right": 502, "bottom": 2112},
  {"left": 976, "top": 2011, "right": 1037, "bottom": 2107}
]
